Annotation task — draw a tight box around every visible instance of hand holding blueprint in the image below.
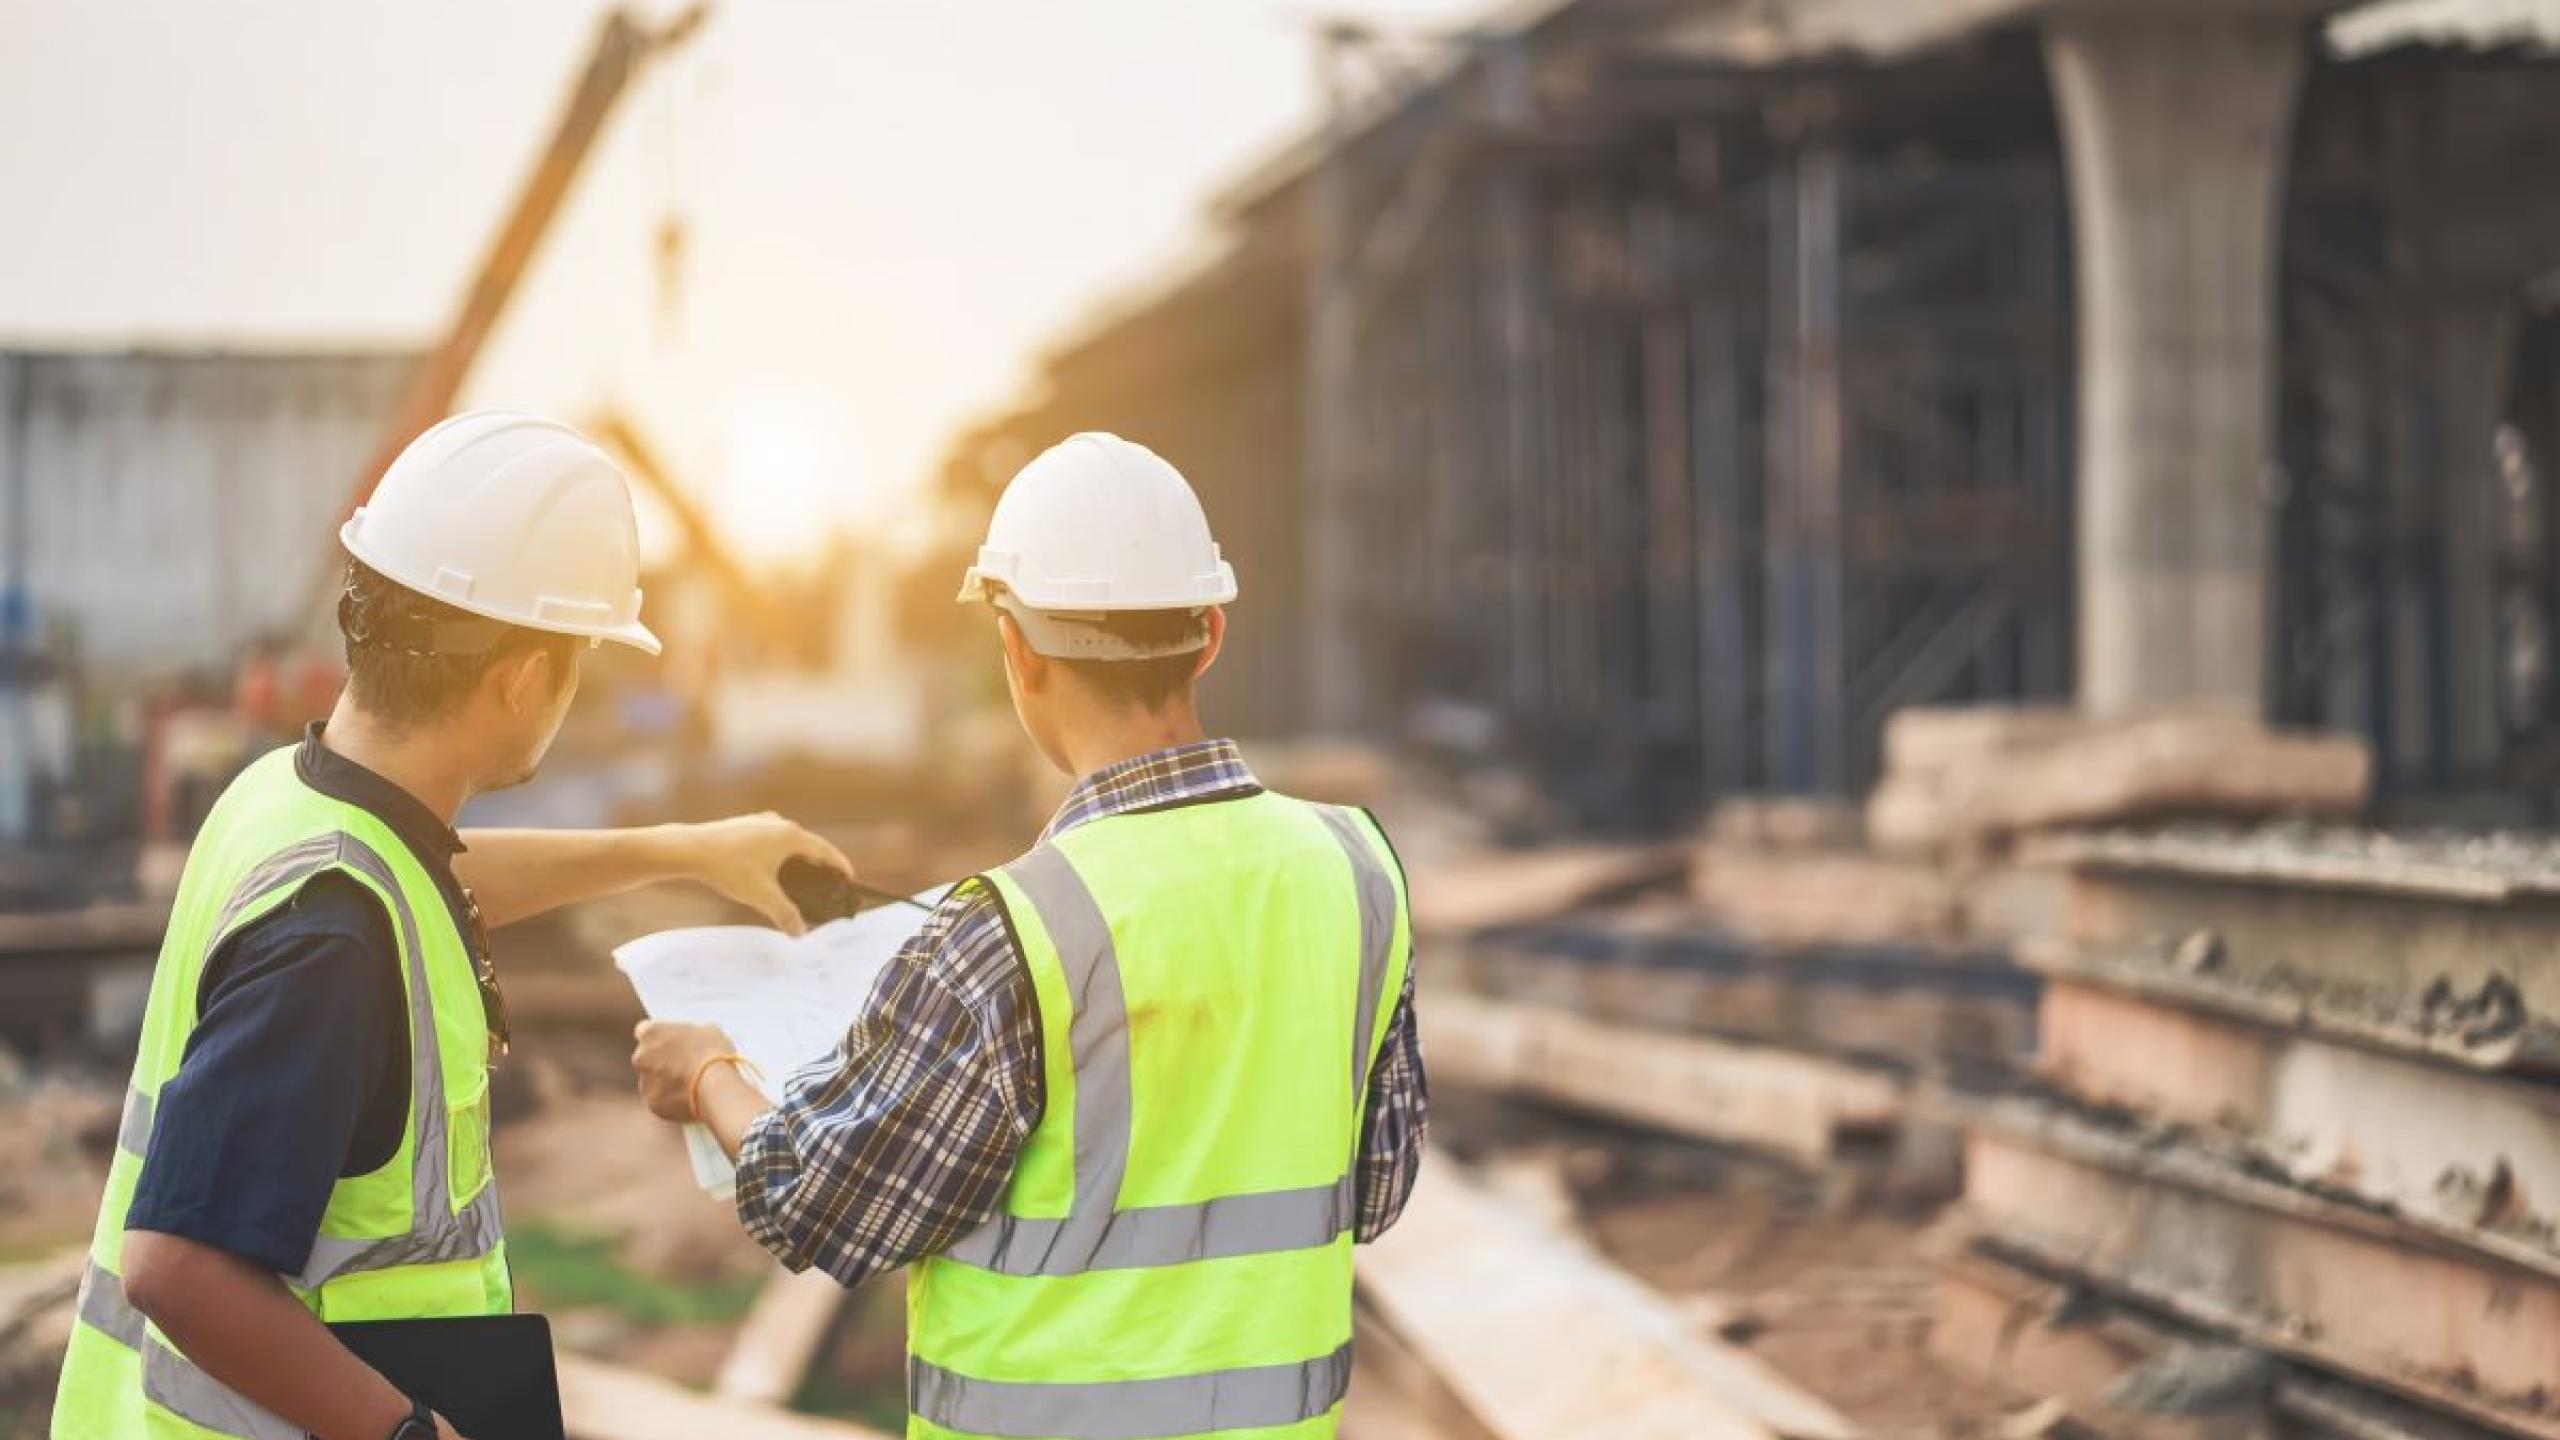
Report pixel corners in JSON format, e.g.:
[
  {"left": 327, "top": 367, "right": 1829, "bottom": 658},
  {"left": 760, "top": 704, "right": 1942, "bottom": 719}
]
[{"left": 613, "top": 883, "right": 952, "bottom": 1196}]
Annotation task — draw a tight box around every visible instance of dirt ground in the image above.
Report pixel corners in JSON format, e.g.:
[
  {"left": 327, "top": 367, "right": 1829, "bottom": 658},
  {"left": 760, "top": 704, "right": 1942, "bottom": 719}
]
[{"left": 0, "top": 1069, "right": 117, "bottom": 1265}]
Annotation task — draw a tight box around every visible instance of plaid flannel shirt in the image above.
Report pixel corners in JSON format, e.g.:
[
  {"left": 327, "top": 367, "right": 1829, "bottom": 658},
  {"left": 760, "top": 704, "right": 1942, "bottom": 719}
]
[{"left": 733, "top": 738, "right": 1429, "bottom": 1287}]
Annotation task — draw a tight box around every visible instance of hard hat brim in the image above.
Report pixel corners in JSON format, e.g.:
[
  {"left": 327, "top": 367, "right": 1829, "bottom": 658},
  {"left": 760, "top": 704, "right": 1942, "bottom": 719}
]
[
  {"left": 596, "top": 617, "right": 665, "bottom": 656},
  {"left": 340, "top": 521, "right": 664, "bottom": 657},
  {"left": 953, "top": 563, "right": 1238, "bottom": 611}
]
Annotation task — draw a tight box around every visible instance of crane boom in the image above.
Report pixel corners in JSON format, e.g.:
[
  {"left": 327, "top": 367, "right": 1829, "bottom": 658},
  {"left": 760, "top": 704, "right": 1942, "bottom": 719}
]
[{"left": 307, "top": 5, "right": 708, "bottom": 622}]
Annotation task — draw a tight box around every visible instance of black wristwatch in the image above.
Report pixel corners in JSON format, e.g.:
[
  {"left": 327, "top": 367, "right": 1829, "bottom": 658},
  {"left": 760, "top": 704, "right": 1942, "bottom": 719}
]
[{"left": 384, "top": 1399, "right": 437, "bottom": 1440}]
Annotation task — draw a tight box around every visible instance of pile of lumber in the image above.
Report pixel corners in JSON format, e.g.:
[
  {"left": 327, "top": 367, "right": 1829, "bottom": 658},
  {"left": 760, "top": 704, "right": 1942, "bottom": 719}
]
[
  {"left": 1688, "top": 705, "right": 2368, "bottom": 956},
  {"left": 1428, "top": 994, "right": 1904, "bottom": 1169},
  {"left": 1410, "top": 843, "right": 1689, "bottom": 939},
  {"left": 1865, "top": 707, "right": 2370, "bottom": 857}
]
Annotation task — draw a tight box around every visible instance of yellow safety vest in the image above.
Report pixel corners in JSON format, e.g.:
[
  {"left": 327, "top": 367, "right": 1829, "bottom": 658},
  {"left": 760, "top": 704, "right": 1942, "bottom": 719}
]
[
  {"left": 907, "top": 791, "right": 1411, "bottom": 1440},
  {"left": 53, "top": 747, "right": 509, "bottom": 1440}
]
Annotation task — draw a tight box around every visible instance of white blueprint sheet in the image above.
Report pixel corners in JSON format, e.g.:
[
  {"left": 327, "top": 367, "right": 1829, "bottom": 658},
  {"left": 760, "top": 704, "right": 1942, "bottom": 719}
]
[{"left": 613, "top": 884, "right": 951, "bottom": 1196}]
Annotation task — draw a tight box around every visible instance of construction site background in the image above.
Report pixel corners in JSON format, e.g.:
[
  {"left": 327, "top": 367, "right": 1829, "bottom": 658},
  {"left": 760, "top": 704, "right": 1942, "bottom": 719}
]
[{"left": 8, "top": 1, "right": 2560, "bottom": 1438}]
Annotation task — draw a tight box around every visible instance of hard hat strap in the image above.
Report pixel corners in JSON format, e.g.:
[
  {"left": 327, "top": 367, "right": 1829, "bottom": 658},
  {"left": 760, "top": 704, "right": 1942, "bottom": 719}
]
[{"left": 984, "top": 589, "right": 1209, "bottom": 662}]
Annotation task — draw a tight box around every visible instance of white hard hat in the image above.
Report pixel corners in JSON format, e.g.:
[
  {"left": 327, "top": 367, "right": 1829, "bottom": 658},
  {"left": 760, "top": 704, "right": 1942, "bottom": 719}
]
[
  {"left": 955, "top": 432, "right": 1237, "bottom": 614},
  {"left": 340, "top": 410, "right": 661, "bottom": 655}
]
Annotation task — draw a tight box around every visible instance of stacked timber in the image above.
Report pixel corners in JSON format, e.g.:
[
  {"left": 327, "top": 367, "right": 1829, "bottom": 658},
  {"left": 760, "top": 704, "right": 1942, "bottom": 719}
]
[
  {"left": 1425, "top": 829, "right": 2036, "bottom": 1192},
  {"left": 1939, "top": 824, "right": 2560, "bottom": 1440},
  {"left": 1865, "top": 707, "right": 2370, "bottom": 857}
]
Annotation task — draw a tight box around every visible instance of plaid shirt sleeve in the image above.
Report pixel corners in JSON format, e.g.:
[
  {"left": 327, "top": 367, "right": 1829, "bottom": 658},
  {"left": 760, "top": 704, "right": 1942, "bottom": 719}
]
[
  {"left": 732, "top": 883, "right": 1042, "bottom": 1288},
  {"left": 1354, "top": 961, "right": 1428, "bottom": 1242}
]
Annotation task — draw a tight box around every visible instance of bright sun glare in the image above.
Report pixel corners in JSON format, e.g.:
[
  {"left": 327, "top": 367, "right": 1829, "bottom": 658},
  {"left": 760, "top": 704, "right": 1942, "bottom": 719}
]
[{"left": 713, "top": 390, "right": 861, "bottom": 564}]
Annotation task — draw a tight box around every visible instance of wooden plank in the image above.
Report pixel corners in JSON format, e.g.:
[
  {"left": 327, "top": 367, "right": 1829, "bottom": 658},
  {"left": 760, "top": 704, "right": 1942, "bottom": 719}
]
[
  {"left": 1429, "top": 994, "right": 1903, "bottom": 1166},
  {"left": 0, "top": 1249, "right": 82, "bottom": 1334},
  {"left": 1342, "top": 1296, "right": 1507, "bottom": 1440},
  {"left": 1868, "top": 712, "right": 2369, "bottom": 855},
  {"left": 1356, "top": 1163, "right": 1858, "bottom": 1440},
  {"left": 1410, "top": 845, "right": 1687, "bottom": 938},
  {"left": 1690, "top": 843, "right": 1963, "bottom": 946},
  {"left": 0, "top": 901, "right": 168, "bottom": 958},
  {"left": 1879, "top": 705, "right": 2090, "bottom": 777},
  {"left": 558, "top": 1353, "right": 891, "bottom": 1440},
  {"left": 715, "top": 1267, "right": 852, "bottom": 1408},
  {"left": 1704, "top": 797, "right": 1863, "bottom": 851}
]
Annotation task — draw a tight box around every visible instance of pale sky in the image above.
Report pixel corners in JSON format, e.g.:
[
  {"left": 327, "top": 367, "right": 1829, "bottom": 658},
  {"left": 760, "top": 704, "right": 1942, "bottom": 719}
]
[{"left": 0, "top": 0, "right": 1480, "bottom": 559}]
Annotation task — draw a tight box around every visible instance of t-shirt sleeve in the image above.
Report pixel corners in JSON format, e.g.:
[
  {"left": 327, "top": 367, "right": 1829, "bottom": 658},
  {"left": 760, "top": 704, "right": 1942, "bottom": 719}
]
[{"left": 123, "top": 871, "right": 402, "bottom": 1276}]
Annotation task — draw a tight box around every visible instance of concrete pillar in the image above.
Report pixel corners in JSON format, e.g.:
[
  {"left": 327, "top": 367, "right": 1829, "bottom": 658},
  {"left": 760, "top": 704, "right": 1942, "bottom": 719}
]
[
  {"left": 1301, "top": 35, "right": 1362, "bottom": 736},
  {"left": 2045, "top": 14, "right": 2307, "bottom": 714}
]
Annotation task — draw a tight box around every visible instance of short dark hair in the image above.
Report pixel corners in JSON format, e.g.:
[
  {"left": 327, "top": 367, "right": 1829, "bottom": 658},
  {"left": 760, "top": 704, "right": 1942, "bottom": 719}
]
[
  {"left": 338, "top": 559, "right": 576, "bottom": 729},
  {"left": 1059, "top": 610, "right": 1205, "bottom": 712}
]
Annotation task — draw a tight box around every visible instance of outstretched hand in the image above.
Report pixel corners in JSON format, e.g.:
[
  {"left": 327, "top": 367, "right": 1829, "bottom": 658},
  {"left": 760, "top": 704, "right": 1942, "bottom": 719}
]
[{"left": 680, "top": 812, "right": 855, "bottom": 935}]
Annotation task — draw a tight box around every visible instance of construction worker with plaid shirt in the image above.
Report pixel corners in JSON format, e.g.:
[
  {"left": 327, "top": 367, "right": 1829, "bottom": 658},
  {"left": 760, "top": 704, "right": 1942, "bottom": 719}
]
[{"left": 633, "top": 431, "right": 1426, "bottom": 1440}]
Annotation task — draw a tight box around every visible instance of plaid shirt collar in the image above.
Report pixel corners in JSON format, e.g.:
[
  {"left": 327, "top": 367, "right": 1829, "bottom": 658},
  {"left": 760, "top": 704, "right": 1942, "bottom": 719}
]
[{"left": 1039, "top": 738, "right": 1261, "bottom": 844}]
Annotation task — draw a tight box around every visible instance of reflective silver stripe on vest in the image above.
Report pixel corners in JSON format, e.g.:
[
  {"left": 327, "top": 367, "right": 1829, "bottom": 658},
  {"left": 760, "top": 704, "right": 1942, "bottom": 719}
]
[
  {"left": 73, "top": 1261, "right": 299, "bottom": 1440},
  {"left": 207, "top": 833, "right": 353, "bottom": 942},
  {"left": 303, "top": 1179, "right": 505, "bottom": 1280},
  {"left": 74, "top": 1260, "right": 146, "bottom": 1348},
  {"left": 943, "top": 845, "right": 1127, "bottom": 1275},
  {"left": 911, "top": 1340, "right": 1353, "bottom": 1440},
  {"left": 116, "top": 1085, "right": 154, "bottom": 1159},
  {"left": 941, "top": 806, "right": 1400, "bottom": 1279},
  {"left": 145, "top": 1336, "right": 301, "bottom": 1440},
  {"left": 1311, "top": 806, "right": 1396, "bottom": 1103},
  {"left": 200, "top": 831, "right": 500, "bottom": 1288},
  {"left": 945, "top": 1179, "right": 1358, "bottom": 1277}
]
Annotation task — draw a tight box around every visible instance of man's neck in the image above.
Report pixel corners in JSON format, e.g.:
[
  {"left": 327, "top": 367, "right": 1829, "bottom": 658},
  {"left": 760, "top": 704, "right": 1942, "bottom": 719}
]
[
  {"left": 1058, "top": 704, "right": 1207, "bottom": 781},
  {"left": 318, "top": 697, "right": 475, "bottom": 826}
]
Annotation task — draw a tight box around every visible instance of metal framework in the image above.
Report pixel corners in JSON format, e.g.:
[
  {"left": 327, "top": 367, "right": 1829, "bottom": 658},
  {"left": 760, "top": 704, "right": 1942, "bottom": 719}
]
[
  {"left": 937, "top": 7, "right": 2560, "bottom": 829},
  {"left": 2278, "top": 53, "right": 2560, "bottom": 809},
  {"left": 1305, "top": 33, "right": 2073, "bottom": 822}
]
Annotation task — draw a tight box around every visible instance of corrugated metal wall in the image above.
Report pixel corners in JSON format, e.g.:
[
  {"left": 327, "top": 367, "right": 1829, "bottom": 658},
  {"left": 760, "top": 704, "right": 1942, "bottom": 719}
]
[{"left": 0, "top": 349, "right": 415, "bottom": 678}]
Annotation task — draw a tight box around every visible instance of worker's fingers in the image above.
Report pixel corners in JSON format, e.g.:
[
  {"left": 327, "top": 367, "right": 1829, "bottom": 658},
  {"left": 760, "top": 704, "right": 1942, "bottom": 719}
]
[
  {"left": 743, "top": 876, "right": 809, "bottom": 937},
  {"left": 777, "top": 816, "right": 857, "bottom": 879},
  {"left": 804, "top": 829, "right": 858, "bottom": 879}
]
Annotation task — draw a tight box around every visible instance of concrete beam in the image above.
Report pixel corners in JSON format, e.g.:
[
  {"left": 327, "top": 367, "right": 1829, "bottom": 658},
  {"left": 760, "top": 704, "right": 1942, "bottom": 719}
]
[
  {"left": 1462, "top": 922, "right": 2039, "bottom": 1072},
  {"left": 1963, "top": 1109, "right": 2560, "bottom": 1436},
  {"left": 1929, "top": 1248, "right": 2223, "bottom": 1440},
  {"left": 2046, "top": 14, "right": 2308, "bottom": 714},
  {"left": 2033, "top": 969, "right": 2560, "bottom": 1246},
  {"left": 2045, "top": 846, "right": 2560, "bottom": 1015}
]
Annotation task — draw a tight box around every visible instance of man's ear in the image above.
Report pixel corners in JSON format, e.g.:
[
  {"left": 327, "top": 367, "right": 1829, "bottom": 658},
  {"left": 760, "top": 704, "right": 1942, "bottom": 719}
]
[
  {"left": 490, "top": 644, "right": 556, "bottom": 716},
  {"left": 997, "top": 614, "right": 1048, "bottom": 693},
  {"left": 1192, "top": 606, "right": 1226, "bottom": 682}
]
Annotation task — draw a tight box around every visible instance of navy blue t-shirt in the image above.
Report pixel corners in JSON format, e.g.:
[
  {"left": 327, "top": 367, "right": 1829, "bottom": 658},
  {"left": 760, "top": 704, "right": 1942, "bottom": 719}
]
[{"left": 124, "top": 725, "right": 477, "bottom": 1277}]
